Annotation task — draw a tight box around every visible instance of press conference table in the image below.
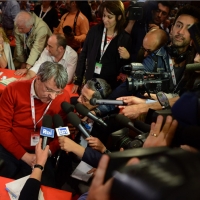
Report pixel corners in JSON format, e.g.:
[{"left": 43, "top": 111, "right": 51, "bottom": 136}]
[
  {"left": 0, "top": 176, "right": 72, "bottom": 200},
  {"left": 0, "top": 68, "right": 79, "bottom": 98}
]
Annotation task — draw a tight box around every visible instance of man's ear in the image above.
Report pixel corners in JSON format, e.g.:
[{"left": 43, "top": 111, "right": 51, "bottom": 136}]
[
  {"left": 118, "top": 15, "right": 122, "bottom": 21},
  {"left": 190, "top": 39, "right": 193, "bottom": 46}
]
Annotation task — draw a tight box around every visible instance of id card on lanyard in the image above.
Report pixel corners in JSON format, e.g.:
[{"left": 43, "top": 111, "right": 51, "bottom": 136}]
[
  {"left": 30, "top": 80, "right": 52, "bottom": 146},
  {"left": 169, "top": 55, "right": 177, "bottom": 86},
  {"left": 94, "top": 27, "right": 116, "bottom": 75}
]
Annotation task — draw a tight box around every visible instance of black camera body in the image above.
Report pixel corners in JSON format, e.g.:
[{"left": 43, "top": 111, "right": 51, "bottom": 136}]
[
  {"left": 123, "top": 63, "right": 170, "bottom": 94},
  {"left": 110, "top": 148, "right": 200, "bottom": 200},
  {"left": 111, "top": 128, "right": 148, "bottom": 151}
]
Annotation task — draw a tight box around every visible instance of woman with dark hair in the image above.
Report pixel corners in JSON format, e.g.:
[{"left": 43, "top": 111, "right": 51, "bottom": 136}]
[
  {"left": 34, "top": 1, "right": 59, "bottom": 32},
  {"left": 72, "top": 1, "right": 132, "bottom": 93}
]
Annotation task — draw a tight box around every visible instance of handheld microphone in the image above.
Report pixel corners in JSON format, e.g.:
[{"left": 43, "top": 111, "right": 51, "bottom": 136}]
[
  {"left": 90, "top": 98, "right": 127, "bottom": 106},
  {"left": 186, "top": 63, "right": 200, "bottom": 71},
  {"left": 115, "top": 114, "right": 146, "bottom": 135},
  {"left": 53, "top": 114, "right": 70, "bottom": 136},
  {"left": 67, "top": 112, "right": 90, "bottom": 138},
  {"left": 40, "top": 115, "right": 54, "bottom": 150},
  {"left": 61, "top": 101, "right": 75, "bottom": 114},
  {"left": 75, "top": 103, "right": 107, "bottom": 127}
]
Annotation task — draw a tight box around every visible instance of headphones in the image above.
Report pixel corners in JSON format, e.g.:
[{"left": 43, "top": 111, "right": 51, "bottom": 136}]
[{"left": 165, "top": 45, "right": 191, "bottom": 64}]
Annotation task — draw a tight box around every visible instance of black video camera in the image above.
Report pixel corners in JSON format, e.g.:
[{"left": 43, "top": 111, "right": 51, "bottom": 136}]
[
  {"left": 123, "top": 63, "right": 170, "bottom": 96},
  {"left": 111, "top": 128, "right": 148, "bottom": 151}
]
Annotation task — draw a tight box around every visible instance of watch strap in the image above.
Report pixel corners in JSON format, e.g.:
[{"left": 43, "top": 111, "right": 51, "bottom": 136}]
[{"left": 34, "top": 164, "right": 44, "bottom": 171}]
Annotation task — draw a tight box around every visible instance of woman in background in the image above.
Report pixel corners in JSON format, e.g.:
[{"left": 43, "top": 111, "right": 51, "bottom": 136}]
[
  {"left": 0, "top": 28, "right": 15, "bottom": 69},
  {"left": 72, "top": 1, "right": 132, "bottom": 93},
  {"left": 34, "top": 1, "right": 59, "bottom": 32}
]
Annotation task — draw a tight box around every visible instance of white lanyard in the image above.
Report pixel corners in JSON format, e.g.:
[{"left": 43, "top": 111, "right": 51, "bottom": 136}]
[
  {"left": 100, "top": 27, "right": 116, "bottom": 62},
  {"left": 169, "top": 56, "right": 176, "bottom": 86},
  {"left": 39, "top": 6, "right": 51, "bottom": 19},
  {"left": 30, "top": 80, "right": 52, "bottom": 131}
]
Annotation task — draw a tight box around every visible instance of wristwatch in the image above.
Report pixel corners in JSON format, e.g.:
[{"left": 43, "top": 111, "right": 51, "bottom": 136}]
[
  {"left": 103, "top": 149, "right": 111, "bottom": 154},
  {"left": 34, "top": 164, "right": 44, "bottom": 171},
  {"left": 25, "top": 66, "right": 30, "bottom": 70}
]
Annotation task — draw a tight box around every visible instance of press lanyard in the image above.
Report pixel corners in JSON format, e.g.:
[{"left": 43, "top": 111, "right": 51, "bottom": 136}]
[
  {"left": 39, "top": 6, "right": 51, "bottom": 19},
  {"left": 100, "top": 27, "right": 116, "bottom": 62},
  {"left": 30, "top": 80, "right": 52, "bottom": 131},
  {"left": 168, "top": 56, "right": 176, "bottom": 86}
]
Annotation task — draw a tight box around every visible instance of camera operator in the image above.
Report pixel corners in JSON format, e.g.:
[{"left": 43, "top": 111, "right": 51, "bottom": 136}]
[
  {"left": 125, "top": 1, "right": 172, "bottom": 62},
  {"left": 116, "top": 5, "right": 200, "bottom": 120}
]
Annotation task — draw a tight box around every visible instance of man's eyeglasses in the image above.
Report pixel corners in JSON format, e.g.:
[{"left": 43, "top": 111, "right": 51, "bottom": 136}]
[
  {"left": 91, "top": 78, "right": 104, "bottom": 99},
  {"left": 141, "top": 46, "right": 152, "bottom": 54},
  {"left": 44, "top": 84, "right": 63, "bottom": 95}
]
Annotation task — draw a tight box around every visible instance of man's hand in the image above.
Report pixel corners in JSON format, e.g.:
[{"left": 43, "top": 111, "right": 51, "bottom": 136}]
[
  {"left": 86, "top": 136, "right": 106, "bottom": 153},
  {"left": 143, "top": 115, "right": 178, "bottom": 147},
  {"left": 87, "top": 155, "right": 113, "bottom": 200},
  {"left": 58, "top": 136, "right": 76, "bottom": 153},
  {"left": 119, "top": 103, "right": 148, "bottom": 119},
  {"left": 35, "top": 138, "right": 49, "bottom": 167},
  {"left": 15, "top": 68, "right": 28, "bottom": 76},
  {"left": 117, "top": 96, "right": 146, "bottom": 106},
  {"left": 21, "top": 152, "right": 36, "bottom": 167}
]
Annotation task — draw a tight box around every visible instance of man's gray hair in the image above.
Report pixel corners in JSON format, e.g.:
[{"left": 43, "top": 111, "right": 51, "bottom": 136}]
[
  {"left": 86, "top": 78, "right": 112, "bottom": 99},
  {"left": 15, "top": 11, "right": 34, "bottom": 28},
  {"left": 37, "top": 61, "right": 68, "bottom": 89}
]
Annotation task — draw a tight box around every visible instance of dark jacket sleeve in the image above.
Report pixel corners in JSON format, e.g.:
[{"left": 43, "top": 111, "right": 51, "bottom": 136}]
[
  {"left": 19, "top": 178, "right": 41, "bottom": 200},
  {"left": 82, "top": 147, "right": 102, "bottom": 168}
]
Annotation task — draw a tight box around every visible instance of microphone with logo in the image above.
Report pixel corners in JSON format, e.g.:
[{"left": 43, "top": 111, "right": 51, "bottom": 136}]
[
  {"left": 67, "top": 112, "right": 91, "bottom": 138},
  {"left": 40, "top": 114, "right": 55, "bottom": 150},
  {"left": 75, "top": 103, "right": 107, "bottom": 127},
  {"left": 53, "top": 114, "right": 70, "bottom": 137}
]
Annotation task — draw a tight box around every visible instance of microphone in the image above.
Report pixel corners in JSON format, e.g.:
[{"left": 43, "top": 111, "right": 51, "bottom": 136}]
[
  {"left": 67, "top": 112, "right": 91, "bottom": 138},
  {"left": 75, "top": 103, "right": 107, "bottom": 127},
  {"left": 186, "top": 63, "right": 200, "bottom": 71},
  {"left": 53, "top": 114, "right": 70, "bottom": 136},
  {"left": 61, "top": 101, "right": 75, "bottom": 114},
  {"left": 115, "top": 114, "right": 146, "bottom": 135},
  {"left": 90, "top": 98, "right": 127, "bottom": 106},
  {"left": 40, "top": 115, "right": 54, "bottom": 149},
  {"left": 134, "top": 120, "right": 150, "bottom": 133}
]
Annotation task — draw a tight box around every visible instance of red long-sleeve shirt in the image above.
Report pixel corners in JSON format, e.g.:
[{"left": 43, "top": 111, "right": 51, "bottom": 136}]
[{"left": 0, "top": 80, "right": 70, "bottom": 159}]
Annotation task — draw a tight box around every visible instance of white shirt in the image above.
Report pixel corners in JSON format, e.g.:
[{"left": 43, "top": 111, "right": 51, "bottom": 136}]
[{"left": 31, "top": 46, "right": 78, "bottom": 83}]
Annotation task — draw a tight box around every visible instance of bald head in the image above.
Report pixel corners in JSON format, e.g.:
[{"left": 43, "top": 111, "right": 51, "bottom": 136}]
[{"left": 143, "top": 29, "right": 168, "bottom": 57}]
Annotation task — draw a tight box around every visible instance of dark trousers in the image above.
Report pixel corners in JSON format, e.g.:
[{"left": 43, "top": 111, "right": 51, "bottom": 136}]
[{"left": 0, "top": 145, "right": 56, "bottom": 188}]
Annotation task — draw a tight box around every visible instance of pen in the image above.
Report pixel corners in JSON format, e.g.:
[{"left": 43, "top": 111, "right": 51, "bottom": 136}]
[{"left": 5, "top": 187, "right": 17, "bottom": 199}]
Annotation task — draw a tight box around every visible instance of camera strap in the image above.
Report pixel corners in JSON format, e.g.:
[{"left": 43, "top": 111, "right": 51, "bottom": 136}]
[{"left": 62, "top": 10, "right": 80, "bottom": 36}]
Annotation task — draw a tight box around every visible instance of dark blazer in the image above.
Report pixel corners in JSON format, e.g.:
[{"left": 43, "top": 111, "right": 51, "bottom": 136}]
[
  {"left": 82, "top": 147, "right": 102, "bottom": 168},
  {"left": 74, "top": 23, "right": 132, "bottom": 88}
]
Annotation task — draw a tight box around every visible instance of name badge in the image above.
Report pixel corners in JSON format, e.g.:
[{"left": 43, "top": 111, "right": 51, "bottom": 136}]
[
  {"left": 30, "top": 132, "right": 40, "bottom": 146},
  {"left": 94, "top": 62, "right": 102, "bottom": 74}
]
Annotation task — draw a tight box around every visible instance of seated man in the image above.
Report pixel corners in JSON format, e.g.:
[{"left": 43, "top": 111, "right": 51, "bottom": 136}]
[
  {"left": 0, "top": 61, "right": 70, "bottom": 187},
  {"left": 17, "top": 34, "right": 78, "bottom": 84},
  {"left": 13, "top": 11, "right": 52, "bottom": 70}
]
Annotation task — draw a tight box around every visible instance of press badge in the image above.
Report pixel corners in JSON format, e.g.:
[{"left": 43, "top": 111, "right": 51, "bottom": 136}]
[
  {"left": 30, "top": 132, "right": 40, "bottom": 146},
  {"left": 94, "top": 62, "right": 102, "bottom": 74}
]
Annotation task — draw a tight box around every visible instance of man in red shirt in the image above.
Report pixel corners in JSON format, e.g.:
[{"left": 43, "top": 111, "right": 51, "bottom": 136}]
[{"left": 0, "top": 61, "right": 70, "bottom": 187}]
